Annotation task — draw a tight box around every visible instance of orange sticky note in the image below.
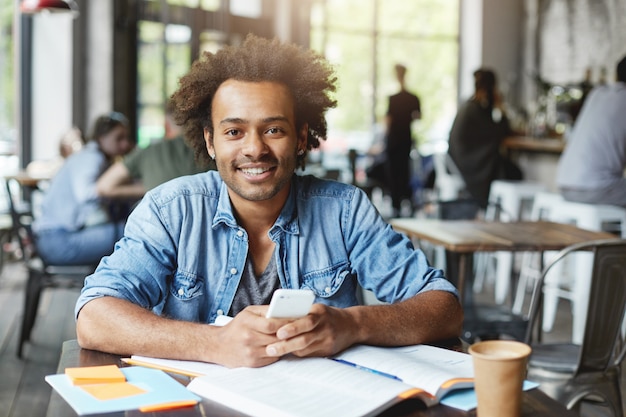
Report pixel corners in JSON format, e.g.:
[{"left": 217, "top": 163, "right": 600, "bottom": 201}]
[
  {"left": 65, "top": 365, "right": 126, "bottom": 385},
  {"left": 80, "top": 382, "right": 147, "bottom": 400}
]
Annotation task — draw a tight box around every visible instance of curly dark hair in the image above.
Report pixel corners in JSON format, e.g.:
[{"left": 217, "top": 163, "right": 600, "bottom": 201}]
[{"left": 169, "top": 34, "right": 338, "bottom": 167}]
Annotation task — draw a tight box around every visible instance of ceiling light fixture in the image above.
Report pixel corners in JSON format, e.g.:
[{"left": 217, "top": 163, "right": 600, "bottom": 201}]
[{"left": 20, "top": 0, "right": 79, "bottom": 16}]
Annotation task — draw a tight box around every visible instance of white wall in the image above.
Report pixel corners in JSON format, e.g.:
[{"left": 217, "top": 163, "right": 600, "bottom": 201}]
[
  {"left": 458, "top": 0, "right": 482, "bottom": 102},
  {"left": 459, "top": 0, "right": 525, "bottom": 107},
  {"left": 31, "top": 13, "right": 74, "bottom": 161},
  {"left": 86, "top": 1, "right": 113, "bottom": 134}
]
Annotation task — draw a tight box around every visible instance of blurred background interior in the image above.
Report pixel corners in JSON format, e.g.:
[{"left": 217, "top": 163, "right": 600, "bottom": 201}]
[
  {"left": 0, "top": 2, "right": 625, "bottom": 416},
  {"left": 1, "top": 0, "right": 624, "bottom": 205}
]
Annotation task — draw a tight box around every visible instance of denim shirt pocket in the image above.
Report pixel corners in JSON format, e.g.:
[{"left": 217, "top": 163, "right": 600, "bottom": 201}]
[
  {"left": 170, "top": 270, "right": 204, "bottom": 299},
  {"left": 164, "top": 270, "right": 207, "bottom": 322},
  {"left": 301, "top": 262, "right": 351, "bottom": 299}
]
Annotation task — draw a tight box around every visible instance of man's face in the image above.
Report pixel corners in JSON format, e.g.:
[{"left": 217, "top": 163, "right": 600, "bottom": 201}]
[{"left": 205, "top": 80, "right": 306, "bottom": 206}]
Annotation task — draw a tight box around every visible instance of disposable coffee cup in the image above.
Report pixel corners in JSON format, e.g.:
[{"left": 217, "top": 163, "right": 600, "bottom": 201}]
[{"left": 468, "top": 340, "right": 532, "bottom": 417}]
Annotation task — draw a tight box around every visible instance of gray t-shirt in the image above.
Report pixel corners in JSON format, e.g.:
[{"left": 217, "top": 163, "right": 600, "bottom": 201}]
[
  {"left": 556, "top": 83, "right": 626, "bottom": 190},
  {"left": 228, "top": 252, "right": 280, "bottom": 316}
]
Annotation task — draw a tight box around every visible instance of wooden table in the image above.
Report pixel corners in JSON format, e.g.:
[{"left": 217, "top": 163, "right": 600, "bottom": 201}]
[
  {"left": 46, "top": 340, "right": 578, "bottom": 417},
  {"left": 5, "top": 171, "right": 51, "bottom": 189},
  {"left": 390, "top": 219, "right": 616, "bottom": 302}
]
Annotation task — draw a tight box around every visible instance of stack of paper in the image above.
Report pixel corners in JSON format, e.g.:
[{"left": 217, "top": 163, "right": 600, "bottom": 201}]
[
  {"left": 65, "top": 365, "right": 126, "bottom": 385},
  {"left": 46, "top": 365, "right": 201, "bottom": 415}
]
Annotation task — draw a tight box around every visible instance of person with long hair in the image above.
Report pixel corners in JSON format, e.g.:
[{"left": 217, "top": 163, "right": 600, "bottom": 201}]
[
  {"left": 34, "top": 112, "right": 135, "bottom": 265},
  {"left": 448, "top": 69, "right": 522, "bottom": 208}
]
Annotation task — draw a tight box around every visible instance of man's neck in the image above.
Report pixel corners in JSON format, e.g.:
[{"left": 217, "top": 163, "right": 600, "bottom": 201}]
[{"left": 229, "top": 191, "right": 288, "bottom": 235}]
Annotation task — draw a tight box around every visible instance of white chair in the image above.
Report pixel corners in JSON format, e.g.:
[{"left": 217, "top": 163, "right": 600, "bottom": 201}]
[
  {"left": 541, "top": 200, "right": 626, "bottom": 343},
  {"left": 473, "top": 180, "right": 546, "bottom": 304},
  {"left": 432, "top": 153, "right": 467, "bottom": 202},
  {"left": 511, "top": 193, "right": 626, "bottom": 342},
  {"left": 512, "top": 191, "right": 565, "bottom": 315}
]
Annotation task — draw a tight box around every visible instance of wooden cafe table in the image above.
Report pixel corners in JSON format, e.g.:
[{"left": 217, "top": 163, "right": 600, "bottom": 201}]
[
  {"left": 389, "top": 218, "right": 616, "bottom": 304},
  {"left": 46, "top": 340, "right": 578, "bottom": 417}
]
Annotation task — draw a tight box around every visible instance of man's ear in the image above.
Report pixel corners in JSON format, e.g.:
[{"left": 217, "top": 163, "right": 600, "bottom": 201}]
[{"left": 204, "top": 129, "right": 215, "bottom": 159}]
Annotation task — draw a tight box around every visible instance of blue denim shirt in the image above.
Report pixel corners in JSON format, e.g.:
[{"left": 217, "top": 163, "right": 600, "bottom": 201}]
[{"left": 76, "top": 171, "right": 457, "bottom": 323}]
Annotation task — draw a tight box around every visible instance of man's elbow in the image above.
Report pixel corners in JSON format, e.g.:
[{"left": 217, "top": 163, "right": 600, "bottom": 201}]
[
  {"left": 439, "top": 292, "right": 464, "bottom": 338},
  {"left": 75, "top": 301, "right": 105, "bottom": 350}
]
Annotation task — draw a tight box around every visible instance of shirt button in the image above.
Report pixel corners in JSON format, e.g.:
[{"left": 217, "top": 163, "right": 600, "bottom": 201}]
[
  {"left": 237, "top": 230, "right": 244, "bottom": 237},
  {"left": 230, "top": 268, "right": 237, "bottom": 275},
  {"left": 217, "top": 309, "right": 224, "bottom": 315},
  {"left": 178, "top": 288, "right": 184, "bottom": 296},
  {"left": 325, "top": 287, "right": 331, "bottom": 294}
]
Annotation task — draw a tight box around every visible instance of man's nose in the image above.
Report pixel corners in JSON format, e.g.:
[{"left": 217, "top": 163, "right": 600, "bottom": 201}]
[{"left": 242, "top": 131, "right": 268, "bottom": 157}]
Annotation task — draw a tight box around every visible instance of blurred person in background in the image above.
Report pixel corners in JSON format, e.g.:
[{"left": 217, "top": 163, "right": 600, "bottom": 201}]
[
  {"left": 26, "top": 126, "right": 85, "bottom": 179},
  {"left": 556, "top": 55, "right": 626, "bottom": 208},
  {"left": 97, "top": 102, "right": 215, "bottom": 200},
  {"left": 33, "top": 112, "right": 135, "bottom": 265},
  {"left": 383, "top": 64, "right": 421, "bottom": 217},
  {"left": 447, "top": 68, "right": 522, "bottom": 208}
]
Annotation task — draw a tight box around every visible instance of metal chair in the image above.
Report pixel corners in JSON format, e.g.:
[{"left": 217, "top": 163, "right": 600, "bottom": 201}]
[
  {"left": 5, "top": 177, "right": 95, "bottom": 358},
  {"left": 524, "top": 239, "right": 626, "bottom": 416}
]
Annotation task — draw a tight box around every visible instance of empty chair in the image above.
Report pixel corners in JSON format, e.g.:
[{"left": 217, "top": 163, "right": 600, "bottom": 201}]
[
  {"left": 432, "top": 152, "right": 468, "bottom": 202},
  {"left": 512, "top": 191, "right": 564, "bottom": 314},
  {"left": 542, "top": 200, "right": 626, "bottom": 342},
  {"left": 473, "top": 180, "right": 546, "bottom": 304},
  {"left": 524, "top": 239, "right": 626, "bottom": 416}
]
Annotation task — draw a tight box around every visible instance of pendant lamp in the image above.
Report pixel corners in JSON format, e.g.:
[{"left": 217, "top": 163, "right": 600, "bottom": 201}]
[{"left": 20, "top": 0, "right": 79, "bottom": 16}]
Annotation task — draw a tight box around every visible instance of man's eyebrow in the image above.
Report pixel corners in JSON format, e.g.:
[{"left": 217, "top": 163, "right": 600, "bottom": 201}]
[
  {"left": 219, "top": 117, "right": 247, "bottom": 125},
  {"left": 262, "top": 116, "right": 290, "bottom": 124},
  {"left": 218, "top": 116, "right": 289, "bottom": 125}
]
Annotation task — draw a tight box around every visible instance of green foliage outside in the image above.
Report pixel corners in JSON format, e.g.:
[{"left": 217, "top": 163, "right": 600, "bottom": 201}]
[
  {"left": 310, "top": 0, "right": 459, "bottom": 148},
  {"left": 0, "top": 0, "right": 15, "bottom": 142}
]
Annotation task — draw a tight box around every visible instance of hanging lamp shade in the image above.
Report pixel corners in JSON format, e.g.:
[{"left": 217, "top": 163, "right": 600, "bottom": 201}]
[{"left": 20, "top": 0, "right": 79, "bottom": 16}]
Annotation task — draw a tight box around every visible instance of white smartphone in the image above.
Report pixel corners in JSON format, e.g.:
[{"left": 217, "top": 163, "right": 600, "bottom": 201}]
[{"left": 266, "top": 289, "right": 315, "bottom": 319}]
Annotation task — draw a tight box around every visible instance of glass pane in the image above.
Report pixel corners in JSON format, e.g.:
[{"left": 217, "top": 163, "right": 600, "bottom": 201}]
[
  {"left": 230, "top": 0, "right": 262, "bottom": 18},
  {"left": 168, "top": 0, "right": 200, "bottom": 7},
  {"left": 138, "top": 21, "right": 165, "bottom": 147},
  {"left": 323, "top": 0, "right": 374, "bottom": 32},
  {"left": 0, "top": 0, "right": 16, "bottom": 157},
  {"left": 200, "top": 30, "right": 227, "bottom": 54},
  {"left": 377, "top": 36, "right": 458, "bottom": 144},
  {"left": 166, "top": 42, "right": 191, "bottom": 96},
  {"left": 138, "top": 105, "right": 165, "bottom": 147},
  {"left": 378, "top": 0, "right": 459, "bottom": 38},
  {"left": 200, "top": 0, "right": 220, "bottom": 11},
  {"left": 313, "top": 32, "right": 374, "bottom": 156}
]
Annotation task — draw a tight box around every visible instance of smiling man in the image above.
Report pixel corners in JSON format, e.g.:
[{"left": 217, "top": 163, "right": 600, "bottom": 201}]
[{"left": 75, "top": 35, "right": 463, "bottom": 368}]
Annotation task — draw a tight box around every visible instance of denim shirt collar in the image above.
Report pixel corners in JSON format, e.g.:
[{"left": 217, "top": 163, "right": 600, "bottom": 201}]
[{"left": 211, "top": 174, "right": 300, "bottom": 237}]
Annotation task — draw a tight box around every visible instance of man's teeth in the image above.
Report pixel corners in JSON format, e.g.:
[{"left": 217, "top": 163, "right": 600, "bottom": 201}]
[{"left": 241, "top": 167, "right": 270, "bottom": 175}]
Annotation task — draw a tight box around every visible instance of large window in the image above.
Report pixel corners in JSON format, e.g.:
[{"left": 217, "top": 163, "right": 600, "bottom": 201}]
[
  {"left": 137, "top": 20, "right": 192, "bottom": 147},
  {"left": 310, "top": 0, "right": 459, "bottom": 157},
  {"left": 0, "top": 0, "right": 16, "bottom": 158}
]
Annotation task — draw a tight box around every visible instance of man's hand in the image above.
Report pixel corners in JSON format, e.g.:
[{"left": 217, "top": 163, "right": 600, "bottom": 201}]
[
  {"left": 263, "top": 303, "right": 358, "bottom": 359},
  {"left": 214, "top": 305, "right": 308, "bottom": 368}
]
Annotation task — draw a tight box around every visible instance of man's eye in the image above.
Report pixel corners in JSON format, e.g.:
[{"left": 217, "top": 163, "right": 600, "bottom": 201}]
[
  {"left": 225, "top": 129, "right": 240, "bottom": 136},
  {"left": 267, "top": 127, "right": 282, "bottom": 135}
]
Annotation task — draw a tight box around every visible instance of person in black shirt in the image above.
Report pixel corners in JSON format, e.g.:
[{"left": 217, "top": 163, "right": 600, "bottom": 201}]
[{"left": 384, "top": 64, "right": 421, "bottom": 217}]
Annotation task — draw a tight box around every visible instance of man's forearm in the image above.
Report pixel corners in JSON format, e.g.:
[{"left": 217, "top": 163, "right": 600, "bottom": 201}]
[
  {"left": 347, "top": 291, "right": 463, "bottom": 347},
  {"left": 76, "top": 297, "right": 217, "bottom": 361}
]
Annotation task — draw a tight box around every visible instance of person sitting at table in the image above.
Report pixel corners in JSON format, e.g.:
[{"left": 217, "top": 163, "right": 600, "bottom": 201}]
[
  {"left": 96, "top": 102, "right": 215, "bottom": 200},
  {"left": 447, "top": 68, "right": 522, "bottom": 208},
  {"left": 33, "top": 112, "right": 136, "bottom": 265},
  {"left": 556, "top": 55, "right": 626, "bottom": 208},
  {"left": 75, "top": 34, "right": 463, "bottom": 369}
]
